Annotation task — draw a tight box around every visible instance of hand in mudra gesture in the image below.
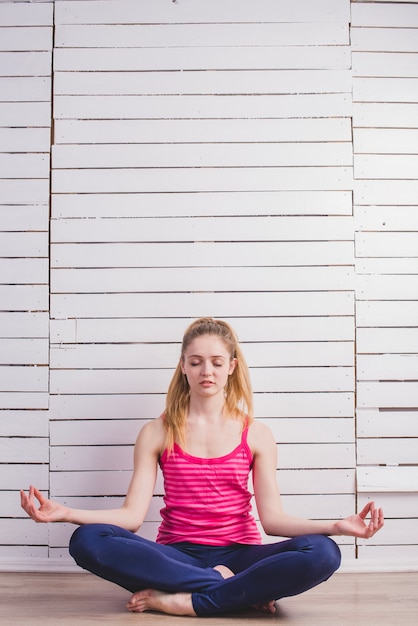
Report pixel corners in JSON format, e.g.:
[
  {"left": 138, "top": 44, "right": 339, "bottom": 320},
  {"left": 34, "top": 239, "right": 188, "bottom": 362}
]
[
  {"left": 20, "top": 485, "right": 68, "bottom": 524},
  {"left": 334, "top": 502, "right": 384, "bottom": 539}
]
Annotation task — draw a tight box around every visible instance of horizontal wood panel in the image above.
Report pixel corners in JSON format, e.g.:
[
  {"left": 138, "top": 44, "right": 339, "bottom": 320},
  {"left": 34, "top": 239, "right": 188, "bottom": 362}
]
[
  {"left": 356, "top": 275, "right": 418, "bottom": 300},
  {"left": 52, "top": 166, "right": 353, "bottom": 194},
  {"left": 50, "top": 291, "right": 354, "bottom": 319},
  {"left": 53, "top": 142, "right": 352, "bottom": 169},
  {"left": 354, "top": 128, "right": 418, "bottom": 154},
  {"left": 351, "top": 3, "right": 418, "bottom": 28},
  {"left": 0, "top": 180, "right": 50, "bottom": 205},
  {"left": 355, "top": 207, "right": 418, "bottom": 231},
  {"left": 0, "top": 51, "right": 51, "bottom": 77},
  {"left": 0, "top": 3, "right": 52, "bottom": 27},
  {"left": 54, "top": 45, "right": 350, "bottom": 71},
  {"left": 357, "top": 355, "right": 418, "bottom": 381},
  {"left": 0, "top": 313, "right": 48, "bottom": 339},
  {"left": 0, "top": 285, "right": 49, "bottom": 312},
  {"left": 358, "top": 545, "right": 418, "bottom": 560},
  {"left": 0, "top": 463, "right": 48, "bottom": 490},
  {"left": 51, "top": 216, "right": 354, "bottom": 243},
  {"left": 50, "top": 419, "right": 147, "bottom": 446},
  {"left": 357, "top": 381, "right": 418, "bottom": 408},
  {"left": 357, "top": 438, "right": 418, "bottom": 466},
  {"left": 0, "top": 259, "right": 48, "bottom": 285},
  {"left": 0, "top": 410, "right": 48, "bottom": 437},
  {"left": 353, "top": 77, "right": 418, "bottom": 104},
  {"left": 356, "top": 519, "right": 418, "bottom": 546},
  {"left": 50, "top": 266, "right": 354, "bottom": 294},
  {"left": 0, "top": 519, "right": 48, "bottom": 546},
  {"left": 0, "top": 206, "right": 49, "bottom": 232},
  {"left": 356, "top": 258, "right": 418, "bottom": 275},
  {"left": 0, "top": 438, "right": 48, "bottom": 464},
  {"left": 0, "top": 77, "right": 51, "bottom": 102},
  {"left": 51, "top": 316, "right": 354, "bottom": 344},
  {"left": 355, "top": 180, "right": 418, "bottom": 205},
  {"left": 358, "top": 492, "right": 418, "bottom": 518},
  {"left": 351, "top": 28, "right": 418, "bottom": 53},
  {"left": 0, "top": 366, "right": 48, "bottom": 392},
  {"left": 0, "top": 102, "right": 51, "bottom": 127},
  {"left": 263, "top": 417, "right": 354, "bottom": 444},
  {"left": 356, "top": 233, "right": 418, "bottom": 258},
  {"left": 357, "top": 467, "right": 418, "bottom": 492},
  {"left": 357, "top": 410, "right": 418, "bottom": 438},
  {"left": 353, "top": 103, "right": 418, "bottom": 128},
  {"left": 51, "top": 241, "right": 354, "bottom": 268},
  {"left": 357, "top": 328, "right": 418, "bottom": 353},
  {"left": 0, "top": 339, "right": 48, "bottom": 365},
  {"left": 0, "top": 233, "right": 50, "bottom": 257},
  {"left": 355, "top": 155, "right": 418, "bottom": 180},
  {"left": 0, "top": 27, "right": 53, "bottom": 52},
  {"left": 0, "top": 129, "right": 51, "bottom": 152},
  {"left": 52, "top": 190, "right": 353, "bottom": 218},
  {"left": 54, "top": 118, "right": 352, "bottom": 143},
  {"left": 352, "top": 52, "right": 418, "bottom": 78},
  {"left": 55, "top": 23, "right": 348, "bottom": 48},
  {"left": 0, "top": 154, "right": 50, "bottom": 179},
  {"left": 0, "top": 392, "right": 48, "bottom": 410},
  {"left": 55, "top": 0, "right": 349, "bottom": 25}
]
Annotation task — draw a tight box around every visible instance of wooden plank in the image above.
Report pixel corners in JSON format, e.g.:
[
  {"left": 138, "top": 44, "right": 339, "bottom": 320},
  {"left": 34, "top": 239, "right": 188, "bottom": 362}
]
[
  {"left": 353, "top": 103, "right": 418, "bottom": 128},
  {"left": 0, "top": 233, "right": 49, "bottom": 257},
  {"left": 52, "top": 142, "right": 352, "bottom": 169},
  {"left": 352, "top": 52, "right": 418, "bottom": 78},
  {"left": 0, "top": 392, "right": 48, "bottom": 410},
  {"left": 0, "top": 339, "right": 48, "bottom": 365},
  {"left": 355, "top": 155, "right": 418, "bottom": 179},
  {"left": 351, "top": 28, "right": 418, "bottom": 53},
  {"left": 358, "top": 492, "right": 418, "bottom": 518},
  {"left": 54, "top": 23, "right": 348, "bottom": 49},
  {"left": 54, "top": 45, "right": 350, "bottom": 71},
  {"left": 353, "top": 77, "right": 418, "bottom": 104},
  {"left": 0, "top": 464, "right": 48, "bottom": 490},
  {"left": 261, "top": 417, "right": 354, "bottom": 444},
  {"left": 0, "top": 410, "right": 48, "bottom": 437},
  {"left": 52, "top": 190, "right": 353, "bottom": 218},
  {"left": 0, "top": 129, "right": 51, "bottom": 152},
  {"left": 353, "top": 128, "right": 418, "bottom": 154},
  {"left": 0, "top": 154, "right": 50, "bottom": 179},
  {"left": 355, "top": 180, "right": 418, "bottom": 205},
  {"left": 0, "top": 51, "right": 51, "bottom": 77},
  {"left": 0, "top": 103, "right": 51, "bottom": 127},
  {"left": 53, "top": 118, "right": 352, "bottom": 143},
  {"left": 0, "top": 3, "right": 53, "bottom": 27},
  {"left": 357, "top": 438, "right": 418, "bottom": 466},
  {"left": 50, "top": 316, "right": 354, "bottom": 344},
  {"left": 0, "top": 520, "right": 48, "bottom": 546},
  {"left": 357, "top": 409, "right": 418, "bottom": 438},
  {"left": 355, "top": 207, "right": 418, "bottom": 231},
  {"left": 0, "top": 259, "right": 48, "bottom": 285},
  {"left": 49, "top": 366, "right": 353, "bottom": 395},
  {"left": 51, "top": 241, "right": 354, "bottom": 268},
  {"left": 356, "top": 275, "right": 418, "bottom": 300},
  {"left": 356, "top": 258, "right": 418, "bottom": 275},
  {"left": 357, "top": 355, "right": 418, "bottom": 381},
  {"left": 50, "top": 419, "right": 147, "bottom": 446},
  {"left": 51, "top": 216, "right": 354, "bottom": 243},
  {"left": 277, "top": 443, "right": 355, "bottom": 469},
  {"left": 0, "top": 313, "right": 48, "bottom": 339},
  {"left": 55, "top": 0, "right": 349, "bottom": 25},
  {"left": 52, "top": 165, "right": 353, "bottom": 194},
  {"left": 0, "top": 438, "right": 48, "bottom": 464},
  {"left": 0, "top": 206, "right": 49, "bottom": 232},
  {"left": 357, "top": 467, "right": 418, "bottom": 492},
  {"left": 50, "top": 266, "right": 354, "bottom": 294},
  {"left": 50, "top": 291, "right": 355, "bottom": 319},
  {"left": 358, "top": 545, "right": 418, "bottom": 560},
  {"left": 357, "top": 519, "right": 418, "bottom": 546},
  {"left": 0, "top": 180, "right": 50, "bottom": 205},
  {"left": 357, "top": 328, "right": 418, "bottom": 353},
  {"left": 0, "top": 27, "right": 53, "bottom": 52},
  {"left": 0, "top": 366, "right": 48, "bottom": 392},
  {"left": 357, "top": 381, "right": 418, "bottom": 408},
  {"left": 0, "top": 285, "right": 49, "bottom": 312},
  {"left": 53, "top": 93, "right": 352, "bottom": 121},
  {"left": 356, "top": 233, "right": 418, "bottom": 258},
  {"left": 0, "top": 77, "right": 51, "bottom": 101},
  {"left": 351, "top": 2, "right": 418, "bottom": 28}
]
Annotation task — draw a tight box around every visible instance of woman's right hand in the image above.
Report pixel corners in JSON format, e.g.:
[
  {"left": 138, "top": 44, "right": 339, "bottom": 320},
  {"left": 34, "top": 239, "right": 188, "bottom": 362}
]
[{"left": 20, "top": 485, "right": 69, "bottom": 523}]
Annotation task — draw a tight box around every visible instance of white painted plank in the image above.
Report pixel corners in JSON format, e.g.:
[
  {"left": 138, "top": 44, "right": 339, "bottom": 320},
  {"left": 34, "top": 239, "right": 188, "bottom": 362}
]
[
  {"left": 0, "top": 313, "right": 48, "bottom": 339},
  {"left": 355, "top": 180, "right": 418, "bottom": 205},
  {"left": 0, "top": 546, "right": 47, "bottom": 560},
  {"left": 0, "top": 410, "right": 48, "bottom": 437},
  {"left": 357, "top": 355, "right": 418, "bottom": 381},
  {"left": 355, "top": 207, "right": 418, "bottom": 231},
  {"left": 0, "top": 128, "right": 51, "bottom": 152},
  {"left": 357, "top": 381, "right": 418, "bottom": 408},
  {"left": 55, "top": 0, "right": 349, "bottom": 25},
  {"left": 356, "top": 258, "right": 418, "bottom": 275},
  {"left": 355, "top": 155, "right": 418, "bottom": 179},
  {"left": 49, "top": 366, "right": 353, "bottom": 395},
  {"left": 353, "top": 103, "right": 418, "bottom": 128},
  {"left": 0, "top": 206, "right": 49, "bottom": 232},
  {"left": 0, "top": 463, "right": 48, "bottom": 490},
  {"left": 0, "top": 102, "right": 51, "bottom": 126},
  {"left": 0, "top": 339, "right": 48, "bottom": 365},
  {"left": 0, "top": 179, "right": 50, "bottom": 205},
  {"left": 53, "top": 93, "right": 352, "bottom": 121},
  {"left": 0, "top": 366, "right": 48, "bottom": 392},
  {"left": 352, "top": 52, "right": 418, "bottom": 78},
  {"left": 0, "top": 77, "right": 51, "bottom": 101},
  {"left": 0, "top": 437, "right": 48, "bottom": 464},
  {"left": 51, "top": 241, "right": 354, "bottom": 268},
  {"left": 50, "top": 341, "right": 353, "bottom": 370},
  {"left": 51, "top": 216, "right": 354, "bottom": 243},
  {"left": 52, "top": 166, "right": 353, "bottom": 194},
  {"left": 357, "top": 328, "right": 418, "bottom": 353},
  {"left": 358, "top": 544, "right": 418, "bottom": 561},
  {"left": 52, "top": 190, "right": 352, "bottom": 218},
  {"left": 354, "top": 128, "right": 418, "bottom": 154},
  {"left": 50, "top": 316, "right": 354, "bottom": 344},
  {"left": 0, "top": 233, "right": 49, "bottom": 257},
  {"left": 0, "top": 285, "right": 49, "bottom": 312},
  {"left": 353, "top": 77, "right": 418, "bottom": 103},
  {"left": 262, "top": 417, "right": 354, "bottom": 444},
  {"left": 358, "top": 492, "right": 418, "bottom": 518},
  {"left": 357, "top": 519, "right": 418, "bottom": 546},
  {"left": 356, "top": 275, "right": 418, "bottom": 300},
  {"left": 357, "top": 438, "right": 418, "bottom": 466},
  {"left": 0, "top": 392, "right": 48, "bottom": 410},
  {"left": 0, "top": 27, "right": 53, "bottom": 52},
  {"left": 0, "top": 519, "right": 48, "bottom": 546},
  {"left": 54, "top": 23, "right": 348, "bottom": 48},
  {"left": 351, "top": 28, "right": 418, "bottom": 53},
  {"left": 52, "top": 142, "right": 352, "bottom": 169},
  {"left": 50, "top": 291, "right": 354, "bottom": 320},
  {"left": 54, "top": 45, "right": 350, "bottom": 72},
  {"left": 0, "top": 154, "right": 50, "bottom": 179},
  {"left": 0, "top": 3, "right": 53, "bottom": 27},
  {"left": 351, "top": 2, "right": 418, "bottom": 28},
  {"left": 277, "top": 443, "right": 355, "bottom": 470},
  {"left": 357, "top": 467, "right": 418, "bottom": 492},
  {"left": 53, "top": 118, "right": 352, "bottom": 143},
  {"left": 0, "top": 51, "right": 51, "bottom": 77},
  {"left": 50, "top": 419, "right": 147, "bottom": 446},
  {"left": 50, "top": 266, "right": 354, "bottom": 294},
  {"left": 356, "top": 233, "right": 418, "bottom": 258},
  {"left": 0, "top": 259, "right": 48, "bottom": 285},
  {"left": 54, "top": 69, "right": 351, "bottom": 96},
  {"left": 357, "top": 410, "right": 418, "bottom": 438}
]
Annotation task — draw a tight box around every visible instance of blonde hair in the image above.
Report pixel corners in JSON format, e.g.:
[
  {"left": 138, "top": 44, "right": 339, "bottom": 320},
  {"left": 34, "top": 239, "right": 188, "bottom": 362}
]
[{"left": 164, "top": 317, "right": 253, "bottom": 451}]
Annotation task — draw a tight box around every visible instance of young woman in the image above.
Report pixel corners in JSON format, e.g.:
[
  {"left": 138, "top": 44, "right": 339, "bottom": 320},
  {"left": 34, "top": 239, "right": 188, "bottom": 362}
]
[{"left": 21, "top": 317, "right": 384, "bottom": 617}]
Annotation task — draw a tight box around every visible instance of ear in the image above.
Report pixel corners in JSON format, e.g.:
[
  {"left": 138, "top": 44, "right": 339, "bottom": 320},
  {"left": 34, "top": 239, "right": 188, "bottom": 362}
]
[
  {"left": 229, "top": 358, "right": 237, "bottom": 375},
  {"left": 180, "top": 359, "right": 186, "bottom": 375}
]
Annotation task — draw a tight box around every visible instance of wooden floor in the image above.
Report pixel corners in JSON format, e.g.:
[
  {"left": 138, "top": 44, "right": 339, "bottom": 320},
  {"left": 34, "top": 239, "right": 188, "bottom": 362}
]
[{"left": 1, "top": 571, "right": 418, "bottom": 625}]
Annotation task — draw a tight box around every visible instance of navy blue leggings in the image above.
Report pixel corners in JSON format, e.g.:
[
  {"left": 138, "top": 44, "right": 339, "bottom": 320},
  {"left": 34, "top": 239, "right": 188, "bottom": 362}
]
[{"left": 69, "top": 524, "right": 341, "bottom": 616}]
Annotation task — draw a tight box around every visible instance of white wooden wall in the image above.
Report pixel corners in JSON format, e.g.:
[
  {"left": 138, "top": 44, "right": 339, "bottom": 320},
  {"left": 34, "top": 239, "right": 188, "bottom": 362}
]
[{"left": 0, "top": 0, "right": 416, "bottom": 572}]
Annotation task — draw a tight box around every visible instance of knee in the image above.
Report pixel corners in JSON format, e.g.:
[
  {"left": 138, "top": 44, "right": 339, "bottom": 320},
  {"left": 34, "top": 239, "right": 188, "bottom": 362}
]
[
  {"left": 69, "top": 524, "right": 107, "bottom": 567},
  {"left": 309, "top": 534, "right": 341, "bottom": 577}
]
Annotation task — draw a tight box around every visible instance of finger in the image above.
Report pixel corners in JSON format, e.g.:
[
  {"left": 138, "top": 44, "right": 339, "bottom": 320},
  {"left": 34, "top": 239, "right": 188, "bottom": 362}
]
[{"left": 359, "top": 501, "right": 374, "bottom": 519}]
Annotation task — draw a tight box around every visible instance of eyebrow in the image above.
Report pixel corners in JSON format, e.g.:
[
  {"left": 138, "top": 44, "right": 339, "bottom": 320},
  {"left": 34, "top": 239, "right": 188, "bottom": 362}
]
[{"left": 187, "top": 354, "right": 226, "bottom": 359}]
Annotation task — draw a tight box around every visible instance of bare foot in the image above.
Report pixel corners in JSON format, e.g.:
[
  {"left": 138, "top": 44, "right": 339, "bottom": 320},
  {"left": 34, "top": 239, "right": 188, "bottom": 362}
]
[
  {"left": 253, "top": 600, "right": 277, "bottom": 614},
  {"left": 213, "top": 564, "right": 235, "bottom": 579},
  {"left": 126, "top": 589, "right": 196, "bottom": 616}
]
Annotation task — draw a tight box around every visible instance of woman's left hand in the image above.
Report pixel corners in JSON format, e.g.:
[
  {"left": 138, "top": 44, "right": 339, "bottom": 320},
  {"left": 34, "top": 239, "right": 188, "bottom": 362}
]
[{"left": 334, "top": 501, "right": 384, "bottom": 538}]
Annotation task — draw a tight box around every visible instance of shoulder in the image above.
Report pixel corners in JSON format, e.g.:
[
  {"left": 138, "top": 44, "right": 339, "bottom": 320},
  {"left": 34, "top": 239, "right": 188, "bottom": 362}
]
[
  {"left": 135, "top": 416, "right": 166, "bottom": 455},
  {"left": 247, "top": 419, "right": 276, "bottom": 456}
]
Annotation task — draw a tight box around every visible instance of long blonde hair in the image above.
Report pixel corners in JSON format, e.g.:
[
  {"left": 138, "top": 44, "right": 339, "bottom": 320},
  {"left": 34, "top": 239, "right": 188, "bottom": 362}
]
[{"left": 164, "top": 317, "right": 253, "bottom": 451}]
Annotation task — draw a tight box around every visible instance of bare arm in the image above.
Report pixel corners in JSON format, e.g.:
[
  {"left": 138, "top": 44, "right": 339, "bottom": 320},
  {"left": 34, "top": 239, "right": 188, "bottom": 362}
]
[
  {"left": 20, "top": 418, "right": 166, "bottom": 533},
  {"left": 249, "top": 421, "right": 384, "bottom": 539}
]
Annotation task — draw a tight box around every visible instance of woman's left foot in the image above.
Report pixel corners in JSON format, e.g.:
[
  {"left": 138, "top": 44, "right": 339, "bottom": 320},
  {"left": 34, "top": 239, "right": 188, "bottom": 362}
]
[{"left": 127, "top": 589, "right": 196, "bottom": 616}]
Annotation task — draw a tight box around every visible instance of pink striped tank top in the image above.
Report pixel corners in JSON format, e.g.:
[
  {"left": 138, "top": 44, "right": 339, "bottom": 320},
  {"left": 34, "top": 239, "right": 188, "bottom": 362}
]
[{"left": 157, "top": 426, "right": 261, "bottom": 546}]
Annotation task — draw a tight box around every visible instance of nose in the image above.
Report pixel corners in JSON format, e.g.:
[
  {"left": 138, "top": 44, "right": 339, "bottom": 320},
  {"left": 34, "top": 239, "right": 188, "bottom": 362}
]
[{"left": 202, "top": 361, "right": 212, "bottom": 376}]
